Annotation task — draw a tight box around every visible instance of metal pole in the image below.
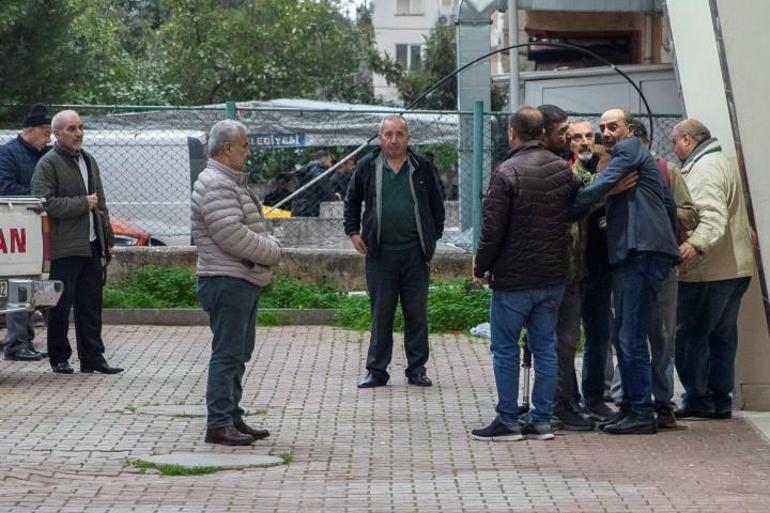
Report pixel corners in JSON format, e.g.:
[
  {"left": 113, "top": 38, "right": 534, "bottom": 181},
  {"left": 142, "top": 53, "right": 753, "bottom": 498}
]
[
  {"left": 507, "top": 0, "right": 520, "bottom": 109},
  {"left": 472, "top": 100, "right": 484, "bottom": 253},
  {"left": 225, "top": 101, "right": 237, "bottom": 120}
]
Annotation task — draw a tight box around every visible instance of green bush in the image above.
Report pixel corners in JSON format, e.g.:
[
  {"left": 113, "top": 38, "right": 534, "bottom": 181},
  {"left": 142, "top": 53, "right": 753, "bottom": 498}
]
[
  {"left": 104, "top": 267, "right": 343, "bottom": 310},
  {"left": 103, "top": 266, "right": 198, "bottom": 308},
  {"left": 260, "top": 274, "right": 343, "bottom": 309},
  {"left": 333, "top": 281, "right": 491, "bottom": 334}
]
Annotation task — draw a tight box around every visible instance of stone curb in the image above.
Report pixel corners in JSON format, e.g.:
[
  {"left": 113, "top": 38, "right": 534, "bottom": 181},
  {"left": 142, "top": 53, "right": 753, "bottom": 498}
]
[{"left": 101, "top": 308, "right": 336, "bottom": 326}]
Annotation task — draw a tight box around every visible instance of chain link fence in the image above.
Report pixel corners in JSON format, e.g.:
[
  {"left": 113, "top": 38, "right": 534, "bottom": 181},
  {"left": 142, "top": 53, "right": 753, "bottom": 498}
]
[{"left": 0, "top": 104, "right": 681, "bottom": 250}]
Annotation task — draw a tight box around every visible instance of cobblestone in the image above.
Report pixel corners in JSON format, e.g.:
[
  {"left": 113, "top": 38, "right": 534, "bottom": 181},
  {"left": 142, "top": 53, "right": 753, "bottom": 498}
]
[{"left": 0, "top": 325, "right": 768, "bottom": 512}]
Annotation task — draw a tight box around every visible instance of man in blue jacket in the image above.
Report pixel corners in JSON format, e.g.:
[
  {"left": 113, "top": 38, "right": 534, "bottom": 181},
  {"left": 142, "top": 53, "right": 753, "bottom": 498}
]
[
  {"left": 570, "top": 108, "right": 679, "bottom": 434},
  {"left": 344, "top": 115, "right": 445, "bottom": 389},
  {"left": 0, "top": 104, "right": 52, "bottom": 362}
]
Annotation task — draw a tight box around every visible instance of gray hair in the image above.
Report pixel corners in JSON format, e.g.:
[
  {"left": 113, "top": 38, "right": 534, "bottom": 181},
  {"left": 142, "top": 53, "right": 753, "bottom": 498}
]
[
  {"left": 379, "top": 114, "right": 409, "bottom": 134},
  {"left": 569, "top": 118, "right": 594, "bottom": 129},
  {"left": 208, "top": 119, "right": 248, "bottom": 157},
  {"left": 672, "top": 118, "right": 712, "bottom": 143},
  {"left": 51, "top": 110, "right": 80, "bottom": 131}
]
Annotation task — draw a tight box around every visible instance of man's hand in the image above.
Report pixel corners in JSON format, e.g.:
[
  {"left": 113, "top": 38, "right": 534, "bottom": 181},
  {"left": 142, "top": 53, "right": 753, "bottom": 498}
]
[
  {"left": 350, "top": 234, "right": 367, "bottom": 255},
  {"left": 679, "top": 241, "right": 699, "bottom": 263},
  {"left": 472, "top": 270, "right": 490, "bottom": 286},
  {"left": 607, "top": 171, "right": 638, "bottom": 196},
  {"left": 86, "top": 193, "right": 98, "bottom": 210}
]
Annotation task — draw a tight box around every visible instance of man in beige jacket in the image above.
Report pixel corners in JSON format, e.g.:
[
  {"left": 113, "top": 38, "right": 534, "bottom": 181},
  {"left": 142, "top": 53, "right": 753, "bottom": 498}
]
[
  {"left": 671, "top": 118, "right": 754, "bottom": 420},
  {"left": 191, "top": 119, "right": 282, "bottom": 445}
]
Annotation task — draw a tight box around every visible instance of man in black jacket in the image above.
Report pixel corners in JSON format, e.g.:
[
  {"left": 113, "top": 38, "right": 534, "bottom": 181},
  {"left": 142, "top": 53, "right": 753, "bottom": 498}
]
[
  {"left": 471, "top": 106, "right": 581, "bottom": 441},
  {"left": 343, "top": 115, "right": 445, "bottom": 389},
  {"left": 0, "top": 104, "right": 52, "bottom": 362}
]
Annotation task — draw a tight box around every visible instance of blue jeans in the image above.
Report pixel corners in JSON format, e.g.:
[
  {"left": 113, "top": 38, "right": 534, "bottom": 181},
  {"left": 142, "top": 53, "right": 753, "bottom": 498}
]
[
  {"left": 197, "top": 276, "right": 261, "bottom": 428},
  {"left": 581, "top": 265, "right": 614, "bottom": 404},
  {"left": 611, "top": 252, "right": 674, "bottom": 418},
  {"left": 675, "top": 277, "right": 750, "bottom": 413},
  {"left": 609, "top": 267, "right": 679, "bottom": 410},
  {"left": 489, "top": 284, "right": 565, "bottom": 427}
]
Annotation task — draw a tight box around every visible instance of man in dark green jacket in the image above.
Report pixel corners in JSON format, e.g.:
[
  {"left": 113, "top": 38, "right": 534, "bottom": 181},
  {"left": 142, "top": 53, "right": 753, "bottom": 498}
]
[{"left": 31, "top": 110, "right": 120, "bottom": 375}]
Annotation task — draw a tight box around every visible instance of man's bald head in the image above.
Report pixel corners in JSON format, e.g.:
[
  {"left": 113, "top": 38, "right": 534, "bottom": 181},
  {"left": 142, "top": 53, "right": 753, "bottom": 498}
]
[
  {"left": 599, "top": 108, "right": 633, "bottom": 150},
  {"left": 508, "top": 106, "right": 544, "bottom": 148}
]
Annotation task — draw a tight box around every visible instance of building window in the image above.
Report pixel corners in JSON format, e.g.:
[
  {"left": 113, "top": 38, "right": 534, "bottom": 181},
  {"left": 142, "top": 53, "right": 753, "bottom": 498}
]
[
  {"left": 396, "top": 0, "right": 424, "bottom": 16},
  {"left": 396, "top": 44, "right": 422, "bottom": 70}
]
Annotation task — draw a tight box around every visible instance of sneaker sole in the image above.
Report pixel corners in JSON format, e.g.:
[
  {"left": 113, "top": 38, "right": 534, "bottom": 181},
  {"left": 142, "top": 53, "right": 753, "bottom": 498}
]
[
  {"left": 560, "top": 424, "right": 596, "bottom": 432},
  {"left": 472, "top": 434, "right": 525, "bottom": 442},
  {"left": 526, "top": 433, "right": 555, "bottom": 440}
]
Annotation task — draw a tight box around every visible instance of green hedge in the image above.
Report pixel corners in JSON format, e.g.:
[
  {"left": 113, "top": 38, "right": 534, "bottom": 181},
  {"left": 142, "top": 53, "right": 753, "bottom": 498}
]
[{"left": 103, "top": 267, "right": 494, "bottom": 333}]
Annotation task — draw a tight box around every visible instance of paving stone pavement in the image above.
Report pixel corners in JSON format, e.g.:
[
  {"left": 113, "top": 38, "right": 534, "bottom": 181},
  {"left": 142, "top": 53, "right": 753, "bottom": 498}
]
[{"left": 0, "top": 324, "right": 769, "bottom": 513}]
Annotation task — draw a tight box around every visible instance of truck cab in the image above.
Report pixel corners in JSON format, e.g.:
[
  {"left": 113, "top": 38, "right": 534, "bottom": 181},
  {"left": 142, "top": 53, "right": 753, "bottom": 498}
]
[{"left": 0, "top": 197, "right": 63, "bottom": 314}]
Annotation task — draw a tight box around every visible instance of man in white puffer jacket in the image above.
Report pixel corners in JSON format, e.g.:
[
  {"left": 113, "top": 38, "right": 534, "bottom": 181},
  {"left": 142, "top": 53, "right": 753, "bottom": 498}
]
[{"left": 191, "top": 119, "right": 282, "bottom": 446}]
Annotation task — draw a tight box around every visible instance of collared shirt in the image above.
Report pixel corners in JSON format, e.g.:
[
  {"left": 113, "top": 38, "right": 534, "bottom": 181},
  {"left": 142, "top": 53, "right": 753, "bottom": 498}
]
[
  {"left": 76, "top": 153, "right": 96, "bottom": 242},
  {"left": 379, "top": 159, "right": 419, "bottom": 250}
]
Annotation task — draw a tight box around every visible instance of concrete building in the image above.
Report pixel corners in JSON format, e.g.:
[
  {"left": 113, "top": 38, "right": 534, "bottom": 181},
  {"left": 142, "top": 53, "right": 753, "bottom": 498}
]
[
  {"left": 371, "top": 0, "right": 457, "bottom": 103},
  {"left": 372, "top": 0, "right": 674, "bottom": 109}
]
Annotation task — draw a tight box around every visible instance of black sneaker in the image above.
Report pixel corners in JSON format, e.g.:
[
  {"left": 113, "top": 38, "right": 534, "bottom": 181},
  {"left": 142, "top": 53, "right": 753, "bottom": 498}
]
[
  {"left": 471, "top": 420, "right": 524, "bottom": 441},
  {"left": 602, "top": 414, "right": 657, "bottom": 435},
  {"left": 655, "top": 407, "right": 677, "bottom": 429},
  {"left": 522, "top": 422, "right": 555, "bottom": 440},
  {"left": 585, "top": 400, "right": 616, "bottom": 422},
  {"left": 554, "top": 409, "right": 596, "bottom": 431},
  {"left": 598, "top": 404, "right": 629, "bottom": 431}
]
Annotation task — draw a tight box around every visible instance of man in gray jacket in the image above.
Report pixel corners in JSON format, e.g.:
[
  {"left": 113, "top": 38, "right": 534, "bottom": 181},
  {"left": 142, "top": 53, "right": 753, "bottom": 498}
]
[
  {"left": 191, "top": 120, "right": 282, "bottom": 446},
  {"left": 31, "top": 110, "right": 120, "bottom": 375}
]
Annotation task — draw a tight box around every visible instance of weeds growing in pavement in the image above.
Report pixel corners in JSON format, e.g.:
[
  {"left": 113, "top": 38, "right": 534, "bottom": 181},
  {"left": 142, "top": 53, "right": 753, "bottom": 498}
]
[{"left": 134, "top": 460, "right": 218, "bottom": 476}]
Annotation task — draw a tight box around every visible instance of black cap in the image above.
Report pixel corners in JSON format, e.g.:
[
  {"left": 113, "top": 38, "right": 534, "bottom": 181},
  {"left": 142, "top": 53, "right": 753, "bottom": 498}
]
[{"left": 23, "top": 104, "right": 52, "bottom": 127}]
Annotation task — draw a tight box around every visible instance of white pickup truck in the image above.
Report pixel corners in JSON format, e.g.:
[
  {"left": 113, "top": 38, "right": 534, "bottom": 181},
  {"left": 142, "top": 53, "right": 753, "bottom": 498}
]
[{"left": 0, "top": 197, "right": 63, "bottom": 315}]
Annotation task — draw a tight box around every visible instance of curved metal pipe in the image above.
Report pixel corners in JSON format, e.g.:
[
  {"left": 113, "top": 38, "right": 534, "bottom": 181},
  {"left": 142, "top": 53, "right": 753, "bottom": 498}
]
[{"left": 266, "top": 41, "right": 654, "bottom": 213}]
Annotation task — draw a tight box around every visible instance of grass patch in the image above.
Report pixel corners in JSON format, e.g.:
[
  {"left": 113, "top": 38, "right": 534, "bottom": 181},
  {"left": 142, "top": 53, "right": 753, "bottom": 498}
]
[
  {"left": 257, "top": 310, "right": 290, "bottom": 326},
  {"left": 134, "top": 460, "right": 218, "bottom": 476},
  {"left": 104, "top": 267, "right": 343, "bottom": 310},
  {"left": 104, "top": 266, "right": 198, "bottom": 309},
  {"left": 333, "top": 281, "right": 491, "bottom": 333},
  {"left": 279, "top": 452, "right": 294, "bottom": 465},
  {"left": 124, "top": 405, "right": 137, "bottom": 413}
]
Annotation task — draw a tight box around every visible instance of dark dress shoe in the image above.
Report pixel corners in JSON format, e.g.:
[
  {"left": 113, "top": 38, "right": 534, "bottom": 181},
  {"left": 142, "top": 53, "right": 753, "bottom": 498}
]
[
  {"left": 602, "top": 414, "right": 657, "bottom": 435},
  {"left": 234, "top": 419, "right": 270, "bottom": 440},
  {"left": 358, "top": 372, "right": 388, "bottom": 388},
  {"left": 51, "top": 361, "right": 75, "bottom": 374},
  {"left": 205, "top": 425, "right": 255, "bottom": 446},
  {"left": 5, "top": 347, "right": 45, "bottom": 361},
  {"left": 674, "top": 405, "right": 714, "bottom": 419},
  {"left": 407, "top": 372, "right": 432, "bottom": 387},
  {"left": 80, "top": 362, "right": 124, "bottom": 374},
  {"left": 28, "top": 346, "right": 47, "bottom": 358}
]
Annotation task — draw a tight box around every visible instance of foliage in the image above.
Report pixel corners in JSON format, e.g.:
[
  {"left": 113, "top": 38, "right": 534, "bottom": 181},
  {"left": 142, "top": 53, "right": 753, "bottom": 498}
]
[
  {"left": 103, "top": 266, "right": 198, "bottom": 309},
  {"left": 392, "top": 22, "right": 457, "bottom": 110},
  {"left": 257, "top": 311, "right": 290, "bottom": 326},
  {"left": 259, "top": 274, "right": 344, "bottom": 309},
  {"left": 333, "top": 281, "right": 491, "bottom": 334},
  {"left": 104, "top": 267, "right": 343, "bottom": 310},
  {"left": 154, "top": 0, "right": 374, "bottom": 104},
  {"left": 134, "top": 460, "right": 218, "bottom": 476},
  {"left": 0, "top": 0, "right": 377, "bottom": 106}
]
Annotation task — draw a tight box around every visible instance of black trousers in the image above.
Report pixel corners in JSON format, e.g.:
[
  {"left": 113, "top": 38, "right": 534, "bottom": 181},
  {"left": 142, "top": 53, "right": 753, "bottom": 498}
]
[
  {"left": 365, "top": 245, "right": 430, "bottom": 380},
  {"left": 47, "top": 243, "right": 106, "bottom": 365}
]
